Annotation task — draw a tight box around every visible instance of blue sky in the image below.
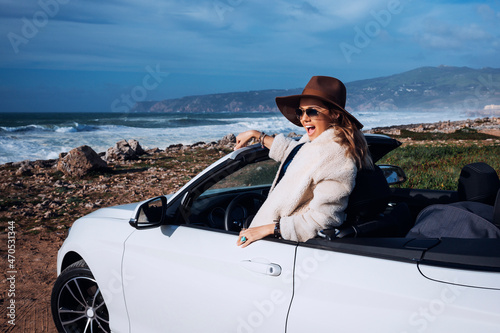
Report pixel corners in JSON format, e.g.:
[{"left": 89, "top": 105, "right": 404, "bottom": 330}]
[{"left": 1, "top": 0, "right": 499, "bottom": 112}]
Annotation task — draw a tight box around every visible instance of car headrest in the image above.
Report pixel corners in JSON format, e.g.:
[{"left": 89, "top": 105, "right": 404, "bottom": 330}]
[
  {"left": 458, "top": 162, "right": 500, "bottom": 206},
  {"left": 345, "top": 165, "right": 391, "bottom": 223}
]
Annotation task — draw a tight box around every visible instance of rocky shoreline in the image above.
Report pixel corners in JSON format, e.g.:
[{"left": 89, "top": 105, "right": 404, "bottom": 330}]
[
  {"left": 366, "top": 116, "right": 500, "bottom": 137},
  {"left": 0, "top": 117, "right": 499, "bottom": 332}
]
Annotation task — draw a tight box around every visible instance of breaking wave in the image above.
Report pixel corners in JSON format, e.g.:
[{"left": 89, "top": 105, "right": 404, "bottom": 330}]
[{"left": 0, "top": 110, "right": 471, "bottom": 164}]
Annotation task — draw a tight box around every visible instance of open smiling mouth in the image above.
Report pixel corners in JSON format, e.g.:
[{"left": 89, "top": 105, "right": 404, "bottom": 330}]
[{"left": 306, "top": 125, "right": 315, "bottom": 135}]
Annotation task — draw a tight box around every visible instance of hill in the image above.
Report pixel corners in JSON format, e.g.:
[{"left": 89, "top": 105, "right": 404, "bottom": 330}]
[
  {"left": 347, "top": 65, "right": 500, "bottom": 111},
  {"left": 131, "top": 66, "right": 500, "bottom": 113}
]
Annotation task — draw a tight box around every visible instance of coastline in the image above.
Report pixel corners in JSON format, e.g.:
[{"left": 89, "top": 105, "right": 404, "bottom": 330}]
[
  {"left": 2, "top": 109, "right": 493, "bottom": 165},
  {"left": 2, "top": 115, "right": 499, "bottom": 168},
  {"left": 0, "top": 116, "right": 499, "bottom": 332},
  {"left": 366, "top": 116, "right": 500, "bottom": 137}
]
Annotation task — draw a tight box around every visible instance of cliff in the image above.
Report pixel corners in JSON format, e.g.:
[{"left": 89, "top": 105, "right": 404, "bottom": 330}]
[{"left": 131, "top": 66, "right": 500, "bottom": 113}]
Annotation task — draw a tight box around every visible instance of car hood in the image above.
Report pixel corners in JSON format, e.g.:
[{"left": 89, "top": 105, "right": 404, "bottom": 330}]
[
  {"left": 84, "top": 202, "right": 141, "bottom": 221},
  {"left": 83, "top": 194, "right": 174, "bottom": 221}
]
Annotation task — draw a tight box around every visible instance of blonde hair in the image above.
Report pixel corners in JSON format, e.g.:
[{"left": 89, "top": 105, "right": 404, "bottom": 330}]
[{"left": 328, "top": 107, "right": 373, "bottom": 170}]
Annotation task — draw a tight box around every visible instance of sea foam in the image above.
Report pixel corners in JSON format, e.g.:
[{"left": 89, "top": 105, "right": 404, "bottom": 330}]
[{"left": 0, "top": 110, "right": 473, "bottom": 164}]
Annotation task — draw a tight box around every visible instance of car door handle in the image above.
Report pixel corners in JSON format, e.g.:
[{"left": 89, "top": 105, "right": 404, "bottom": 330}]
[{"left": 240, "top": 260, "right": 282, "bottom": 276}]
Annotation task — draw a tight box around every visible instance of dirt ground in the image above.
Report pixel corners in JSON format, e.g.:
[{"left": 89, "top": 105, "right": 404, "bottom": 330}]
[
  {"left": 481, "top": 128, "right": 500, "bottom": 137},
  {"left": 1, "top": 145, "right": 229, "bottom": 332},
  {"left": 1, "top": 232, "right": 61, "bottom": 332}
]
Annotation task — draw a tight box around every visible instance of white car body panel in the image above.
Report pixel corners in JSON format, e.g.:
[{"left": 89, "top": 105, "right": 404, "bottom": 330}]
[
  {"left": 419, "top": 264, "right": 500, "bottom": 290},
  {"left": 57, "top": 211, "right": 137, "bottom": 333},
  {"left": 287, "top": 246, "right": 500, "bottom": 333},
  {"left": 122, "top": 225, "right": 296, "bottom": 332},
  {"left": 83, "top": 202, "right": 140, "bottom": 221}
]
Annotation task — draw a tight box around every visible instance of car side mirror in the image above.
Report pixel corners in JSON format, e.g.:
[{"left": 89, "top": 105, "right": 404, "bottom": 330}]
[
  {"left": 129, "top": 196, "right": 167, "bottom": 229},
  {"left": 378, "top": 165, "right": 407, "bottom": 185}
]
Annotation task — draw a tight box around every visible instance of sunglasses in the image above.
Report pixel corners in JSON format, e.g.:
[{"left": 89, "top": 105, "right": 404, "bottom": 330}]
[{"left": 294, "top": 107, "right": 328, "bottom": 120}]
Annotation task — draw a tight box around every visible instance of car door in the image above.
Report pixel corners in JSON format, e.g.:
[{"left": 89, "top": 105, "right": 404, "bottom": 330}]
[
  {"left": 122, "top": 151, "right": 296, "bottom": 332},
  {"left": 122, "top": 225, "right": 296, "bottom": 332},
  {"left": 286, "top": 238, "right": 500, "bottom": 333}
]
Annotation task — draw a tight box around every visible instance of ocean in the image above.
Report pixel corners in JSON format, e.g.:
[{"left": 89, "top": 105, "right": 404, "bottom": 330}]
[{"left": 0, "top": 110, "right": 473, "bottom": 164}]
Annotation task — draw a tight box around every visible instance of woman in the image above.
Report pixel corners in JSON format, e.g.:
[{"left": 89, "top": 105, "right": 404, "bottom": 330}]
[{"left": 235, "top": 76, "right": 373, "bottom": 247}]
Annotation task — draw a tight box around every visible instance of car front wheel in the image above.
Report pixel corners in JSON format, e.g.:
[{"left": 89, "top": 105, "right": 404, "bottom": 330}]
[{"left": 51, "top": 259, "right": 110, "bottom": 333}]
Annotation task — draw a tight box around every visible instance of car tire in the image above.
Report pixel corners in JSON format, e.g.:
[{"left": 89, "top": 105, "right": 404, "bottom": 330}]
[{"left": 51, "top": 259, "right": 110, "bottom": 333}]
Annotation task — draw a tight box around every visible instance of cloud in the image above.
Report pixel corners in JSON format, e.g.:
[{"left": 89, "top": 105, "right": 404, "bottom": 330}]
[
  {"left": 285, "top": 1, "right": 320, "bottom": 17},
  {"left": 0, "top": 0, "right": 432, "bottom": 73},
  {"left": 1, "top": 0, "right": 500, "bottom": 107},
  {"left": 416, "top": 20, "right": 492, "bottom": 50},
  {"left": 396, "top": 1, "right": 500, "bottom": 56},
  {"left": 477, "top": 4, "right": 497, "bottom": 21}
]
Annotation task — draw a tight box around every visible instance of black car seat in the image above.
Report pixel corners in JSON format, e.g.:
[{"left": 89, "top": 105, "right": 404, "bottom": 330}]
[
  {"left": 458, "top": 162, "right": 500, "bottom": 205},
  {"left": 321, "top": 165, "right": 411, "bottom": 239},
  {"left": 345, "top": 165, "right": 391, "bottom": 222},
  {"left": 407, "top": 163, "right": 500, "bottom": 239}
]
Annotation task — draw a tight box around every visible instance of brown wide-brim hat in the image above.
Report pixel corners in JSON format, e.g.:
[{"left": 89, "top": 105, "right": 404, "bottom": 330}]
[{"left": 276, "top": 76, "right": 363, "bottom": 130}]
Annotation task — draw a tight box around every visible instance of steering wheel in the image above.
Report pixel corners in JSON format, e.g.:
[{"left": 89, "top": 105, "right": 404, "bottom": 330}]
[{"left": 224, "top": 193, "right": 266, "bottom": 231}]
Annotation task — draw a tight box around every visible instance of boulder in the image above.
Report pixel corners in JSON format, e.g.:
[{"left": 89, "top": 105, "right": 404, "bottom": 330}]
[
  {"left": 146, "top": 147, "right": 162, "bottom": 154},
  {"left": 219, "top": 133, "right": 236, "bottom": 147},
  {"left": 128, "top": 139, "right": 145, "bottom": 155},
  {"left": 57, "top": 145, "right": 107, "bottom": 177},
  {"left": 105, "top": 139, "right": 145, "bottom": 161},
  {"left": 191, "top": 141, "right": 206, "bottom": 148},
  {"left": 167, "top": 144, "right": 183, "bottom": 151},
  {"left": 15, "top": 160, "right": 33, "bottom": 176}
]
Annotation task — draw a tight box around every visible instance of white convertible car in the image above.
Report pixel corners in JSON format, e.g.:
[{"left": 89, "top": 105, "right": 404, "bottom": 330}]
[{"left": 51, "top": 134, "right": 500, "bottom": 333}]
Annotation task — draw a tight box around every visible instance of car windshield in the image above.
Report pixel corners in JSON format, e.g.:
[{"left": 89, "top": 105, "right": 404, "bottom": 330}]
[{"left": 201, "top": 158, "right": 280, "bottom": 197}]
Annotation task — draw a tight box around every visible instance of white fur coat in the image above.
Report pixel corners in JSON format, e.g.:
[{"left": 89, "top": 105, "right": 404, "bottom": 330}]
[{"left": 250, "top": 128, "right": 357, "bottom": 242}]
